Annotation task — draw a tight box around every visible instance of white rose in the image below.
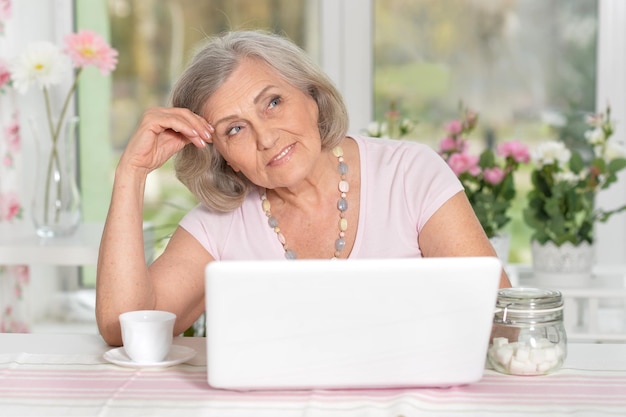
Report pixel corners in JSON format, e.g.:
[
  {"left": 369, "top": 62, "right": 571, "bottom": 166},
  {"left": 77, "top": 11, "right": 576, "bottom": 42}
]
[
  {"left": 533, "top": 141, "right": 571, "bottom": 169},
  {"left": 366, "top": 121, "right": 383, "bottom": 137},
  {"left": 554, "top": 171, "right": 579, "bottom": 185},
  {"left": 604, "top": 141, "right": 626, "bottom": 161},
  {"left": 584, "top": 127, "right": 605, "bottom": 146}
]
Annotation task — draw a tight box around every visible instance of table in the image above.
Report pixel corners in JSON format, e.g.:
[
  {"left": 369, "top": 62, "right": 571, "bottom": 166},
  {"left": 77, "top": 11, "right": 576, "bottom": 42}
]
[{"left": 1, "top": 334, "right": 625, "bottom": 416}]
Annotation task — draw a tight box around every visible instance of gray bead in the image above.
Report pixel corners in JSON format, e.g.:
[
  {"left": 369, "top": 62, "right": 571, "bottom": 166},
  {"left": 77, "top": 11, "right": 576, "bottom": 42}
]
[
  {"left": 268, "top": 216, "right": 279, "bottom": 228},
  {"left": 337, "top": 198, "right": 348, "bottom": 212},
  {"left": 285, "top": 249, "right": 297, "bottom": 259},
  {"left": 338, "top": 161, "right": 348, "bottom": 175},
  {"left": 335, "top": 238, "right": 346, "bottom": 251}
]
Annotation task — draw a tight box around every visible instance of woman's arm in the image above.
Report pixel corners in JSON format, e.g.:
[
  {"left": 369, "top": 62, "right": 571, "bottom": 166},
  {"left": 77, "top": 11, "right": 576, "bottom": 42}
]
[
  {"left": 418, "top": 191, "right": 512, "bottom": 289},
  {"left": 96, "top": 107, "right": 213, "bottom": 346}
]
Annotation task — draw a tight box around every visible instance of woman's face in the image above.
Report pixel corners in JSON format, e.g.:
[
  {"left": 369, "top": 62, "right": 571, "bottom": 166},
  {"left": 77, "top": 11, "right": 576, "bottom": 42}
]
[{"left": 202, "top": 57, "right": 322, "bottom": 189}]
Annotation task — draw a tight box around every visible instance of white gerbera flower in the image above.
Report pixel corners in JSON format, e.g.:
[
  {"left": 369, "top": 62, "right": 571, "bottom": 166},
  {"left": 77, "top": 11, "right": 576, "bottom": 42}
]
[
  {"left": 10, "top": 41, "right": 68, "bottom": 93},
  {"left": 532, "top": 141, "right": 571, "bottom": 169}
]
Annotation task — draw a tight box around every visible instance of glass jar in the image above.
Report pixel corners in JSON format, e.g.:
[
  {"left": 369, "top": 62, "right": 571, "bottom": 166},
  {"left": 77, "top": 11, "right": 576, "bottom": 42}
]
[{"left": 488, "top": 287, "right": 567, "bottom": 376}]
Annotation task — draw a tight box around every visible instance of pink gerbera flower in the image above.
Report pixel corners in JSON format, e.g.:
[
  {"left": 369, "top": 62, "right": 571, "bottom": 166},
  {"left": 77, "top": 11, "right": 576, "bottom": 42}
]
[{"left": 64, "top": 29, "right": 118, "bottom": 75}]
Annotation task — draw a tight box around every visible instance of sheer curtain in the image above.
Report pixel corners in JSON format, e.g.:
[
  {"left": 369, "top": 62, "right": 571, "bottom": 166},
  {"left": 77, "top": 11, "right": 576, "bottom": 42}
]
[{"left": 0, "top": 0, "right": 31, "bottom": 333}]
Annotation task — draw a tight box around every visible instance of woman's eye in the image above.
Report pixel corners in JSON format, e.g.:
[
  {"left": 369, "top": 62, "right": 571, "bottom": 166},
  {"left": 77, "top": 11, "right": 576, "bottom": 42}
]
[
  {"left": 226, "top": 125, "right": 242, "bottom": 136},
  {"left": 268, "top": 97, "right": 281, "bottom": 109}
]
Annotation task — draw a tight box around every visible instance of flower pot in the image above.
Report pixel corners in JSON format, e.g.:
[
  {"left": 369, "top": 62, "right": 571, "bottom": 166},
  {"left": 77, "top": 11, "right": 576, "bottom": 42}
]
[
  {"left": 29, "top": 116, "right": 81, "bottom": 238},
  {"left": 530, "top": 240, "right": 594, "bottom": 289}
]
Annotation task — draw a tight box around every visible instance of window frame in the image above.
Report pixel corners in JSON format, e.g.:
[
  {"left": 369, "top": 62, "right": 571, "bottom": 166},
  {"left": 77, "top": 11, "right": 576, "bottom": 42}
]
[{"left": 596, "top": 0, "right": 626, "bottom": 265}]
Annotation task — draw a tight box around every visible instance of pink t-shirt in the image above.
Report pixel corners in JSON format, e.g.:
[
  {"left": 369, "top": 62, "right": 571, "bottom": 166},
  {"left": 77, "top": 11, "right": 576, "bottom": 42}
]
[{"left": 179, "top": 135, "right": 463, "bottom": 260}]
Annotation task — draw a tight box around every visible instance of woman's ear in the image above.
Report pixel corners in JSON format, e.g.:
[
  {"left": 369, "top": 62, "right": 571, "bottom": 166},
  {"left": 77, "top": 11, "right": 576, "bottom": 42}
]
[{"left": 226, "top": 160, "right": 241, "bottom": 173}]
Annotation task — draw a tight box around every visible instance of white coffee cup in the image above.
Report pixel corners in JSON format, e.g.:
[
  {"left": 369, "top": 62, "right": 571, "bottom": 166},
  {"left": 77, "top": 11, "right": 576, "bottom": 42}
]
[{"left": 119, "top": 310, "right": 176, "bottom": 363}]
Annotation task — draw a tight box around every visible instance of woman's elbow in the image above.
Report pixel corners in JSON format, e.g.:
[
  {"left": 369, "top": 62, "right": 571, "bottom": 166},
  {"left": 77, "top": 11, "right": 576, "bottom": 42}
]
[{"left": 96, "top": 310, "right": 123, "bottom": 346}]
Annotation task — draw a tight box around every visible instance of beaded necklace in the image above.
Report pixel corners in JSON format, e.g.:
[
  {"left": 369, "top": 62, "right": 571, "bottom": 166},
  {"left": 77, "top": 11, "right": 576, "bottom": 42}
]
[{"left": 260, "top": 146, "right": 349, "bottom": 259}]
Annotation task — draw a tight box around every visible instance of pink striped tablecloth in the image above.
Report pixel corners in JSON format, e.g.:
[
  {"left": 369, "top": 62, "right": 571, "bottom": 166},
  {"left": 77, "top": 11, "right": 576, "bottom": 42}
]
[{"left": 1, "top": 334, "right": 625, "bottom": 417}]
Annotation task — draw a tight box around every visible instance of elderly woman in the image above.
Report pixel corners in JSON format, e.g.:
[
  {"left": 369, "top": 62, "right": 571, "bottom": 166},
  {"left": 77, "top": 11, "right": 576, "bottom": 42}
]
[{"left": 96, "top": 30, "right": 510, "bottom": 346}]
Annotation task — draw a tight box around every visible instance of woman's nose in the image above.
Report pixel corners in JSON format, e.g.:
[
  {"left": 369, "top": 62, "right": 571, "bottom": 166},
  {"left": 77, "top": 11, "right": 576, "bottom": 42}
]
[{"left": 255, "top": 124, "right": 279, "bottom": 151}]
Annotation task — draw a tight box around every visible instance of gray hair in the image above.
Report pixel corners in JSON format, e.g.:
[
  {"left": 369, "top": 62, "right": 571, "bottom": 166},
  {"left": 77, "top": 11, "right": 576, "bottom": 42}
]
[{"left": 171, "top": 30, "right": 349, "bottom": 212}]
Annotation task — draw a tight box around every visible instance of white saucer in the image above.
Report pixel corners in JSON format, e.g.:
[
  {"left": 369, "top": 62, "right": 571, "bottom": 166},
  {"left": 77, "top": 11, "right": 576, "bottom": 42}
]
[{"left": 103, "top": 345, "right": 196, "bottom": 368}]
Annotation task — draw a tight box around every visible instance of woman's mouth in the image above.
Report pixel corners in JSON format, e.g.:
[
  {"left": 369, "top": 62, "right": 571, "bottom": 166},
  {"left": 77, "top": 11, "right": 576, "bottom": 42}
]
[{"left": 268, "top": 144, "right": 295, "bottom": 166}]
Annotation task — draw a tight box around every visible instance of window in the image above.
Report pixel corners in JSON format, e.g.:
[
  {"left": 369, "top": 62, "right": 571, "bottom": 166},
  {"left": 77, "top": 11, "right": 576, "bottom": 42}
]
[
  {"left": 106, "top": 0, "right": 317, "bottom": 253},
  {"left": 373, "top": 0, "right": 600, "bottom": 263},
  {"left": 90, "top": 0, "right": 625, "bottom": 266}
]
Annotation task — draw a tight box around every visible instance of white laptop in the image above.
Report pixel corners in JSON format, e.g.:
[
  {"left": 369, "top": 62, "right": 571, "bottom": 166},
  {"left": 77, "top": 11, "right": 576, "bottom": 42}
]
[{"left": 204, "top": 256, "right": 501, "bottom": 390}]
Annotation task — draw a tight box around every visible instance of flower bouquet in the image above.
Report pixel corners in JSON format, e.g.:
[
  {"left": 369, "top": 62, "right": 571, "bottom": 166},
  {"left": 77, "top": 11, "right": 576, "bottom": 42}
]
[
  {"left": 10, "top": 30, "right": 117, "bottom": 236},
  {"left": 524, "top": 106, "right": 626, "bottom": 247},
  {"left": 438, "top": 108, "right": 530, "bottom": 241},
  {"left": 523, "top": 106, "right": 626, "bottom": 286}
]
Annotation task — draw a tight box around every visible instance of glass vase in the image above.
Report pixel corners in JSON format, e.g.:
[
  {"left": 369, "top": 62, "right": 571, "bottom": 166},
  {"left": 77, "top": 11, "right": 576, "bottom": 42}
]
[{"left": 29, "top": 116, "right": 81, "bottom": 238}]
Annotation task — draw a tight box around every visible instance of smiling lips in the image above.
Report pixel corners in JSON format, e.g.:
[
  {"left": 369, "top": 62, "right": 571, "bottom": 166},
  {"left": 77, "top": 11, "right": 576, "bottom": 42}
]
[{"left": 268, "top": 144, "right": 295, "bottom": 166}]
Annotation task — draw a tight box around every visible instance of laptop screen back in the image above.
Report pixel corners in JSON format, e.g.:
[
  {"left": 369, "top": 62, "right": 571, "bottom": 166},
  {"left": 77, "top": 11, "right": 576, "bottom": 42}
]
[{"left": 205, "top": 256, "right": 501, "bottom": 390}]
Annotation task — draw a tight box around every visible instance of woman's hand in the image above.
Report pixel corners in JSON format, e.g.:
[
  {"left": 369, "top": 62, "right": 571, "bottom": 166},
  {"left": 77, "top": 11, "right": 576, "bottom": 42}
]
[{"left": 119, "top": 107, "right": 213, "bottom": 174}]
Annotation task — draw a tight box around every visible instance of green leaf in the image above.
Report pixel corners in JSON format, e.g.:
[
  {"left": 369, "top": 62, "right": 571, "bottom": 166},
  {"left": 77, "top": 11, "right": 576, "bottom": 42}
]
[
  {"left": 478, "top": 149, "right": 495, "bottom": 168},
  {"left": 608, "top": 157, "right": 626, "bottom": 173},
  {"left": 569, "top": 150, "right": 584, "bottom": 173}
]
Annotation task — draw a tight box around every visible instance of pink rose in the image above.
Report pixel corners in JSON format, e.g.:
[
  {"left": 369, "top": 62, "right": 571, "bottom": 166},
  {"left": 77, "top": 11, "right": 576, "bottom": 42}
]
[
  {"left": 497, "top": 140, "right": 530, "bottom": 164},
  {"left": 444, "top": 120, "right": 463, "bottom": 135},
  {"left": 439, "top": 136, "right": 468, "bottom": 154},
  {"left": 483, "top": 167, "right": 505, "bottom": 185},
  {"left": 439, "top": 136, "right": 457, "bottom": 153},
  {"left": 464, "top": 110, "right": 479, "bottom": 130},
  {"left": 448, "top": 152, "right": 480, "bottom": 176}
]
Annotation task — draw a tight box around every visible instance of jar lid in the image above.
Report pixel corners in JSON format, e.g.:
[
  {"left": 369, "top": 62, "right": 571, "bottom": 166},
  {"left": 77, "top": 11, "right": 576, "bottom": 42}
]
[{"left": 495, "top": 287, "right": 563, "bottom": 313}]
